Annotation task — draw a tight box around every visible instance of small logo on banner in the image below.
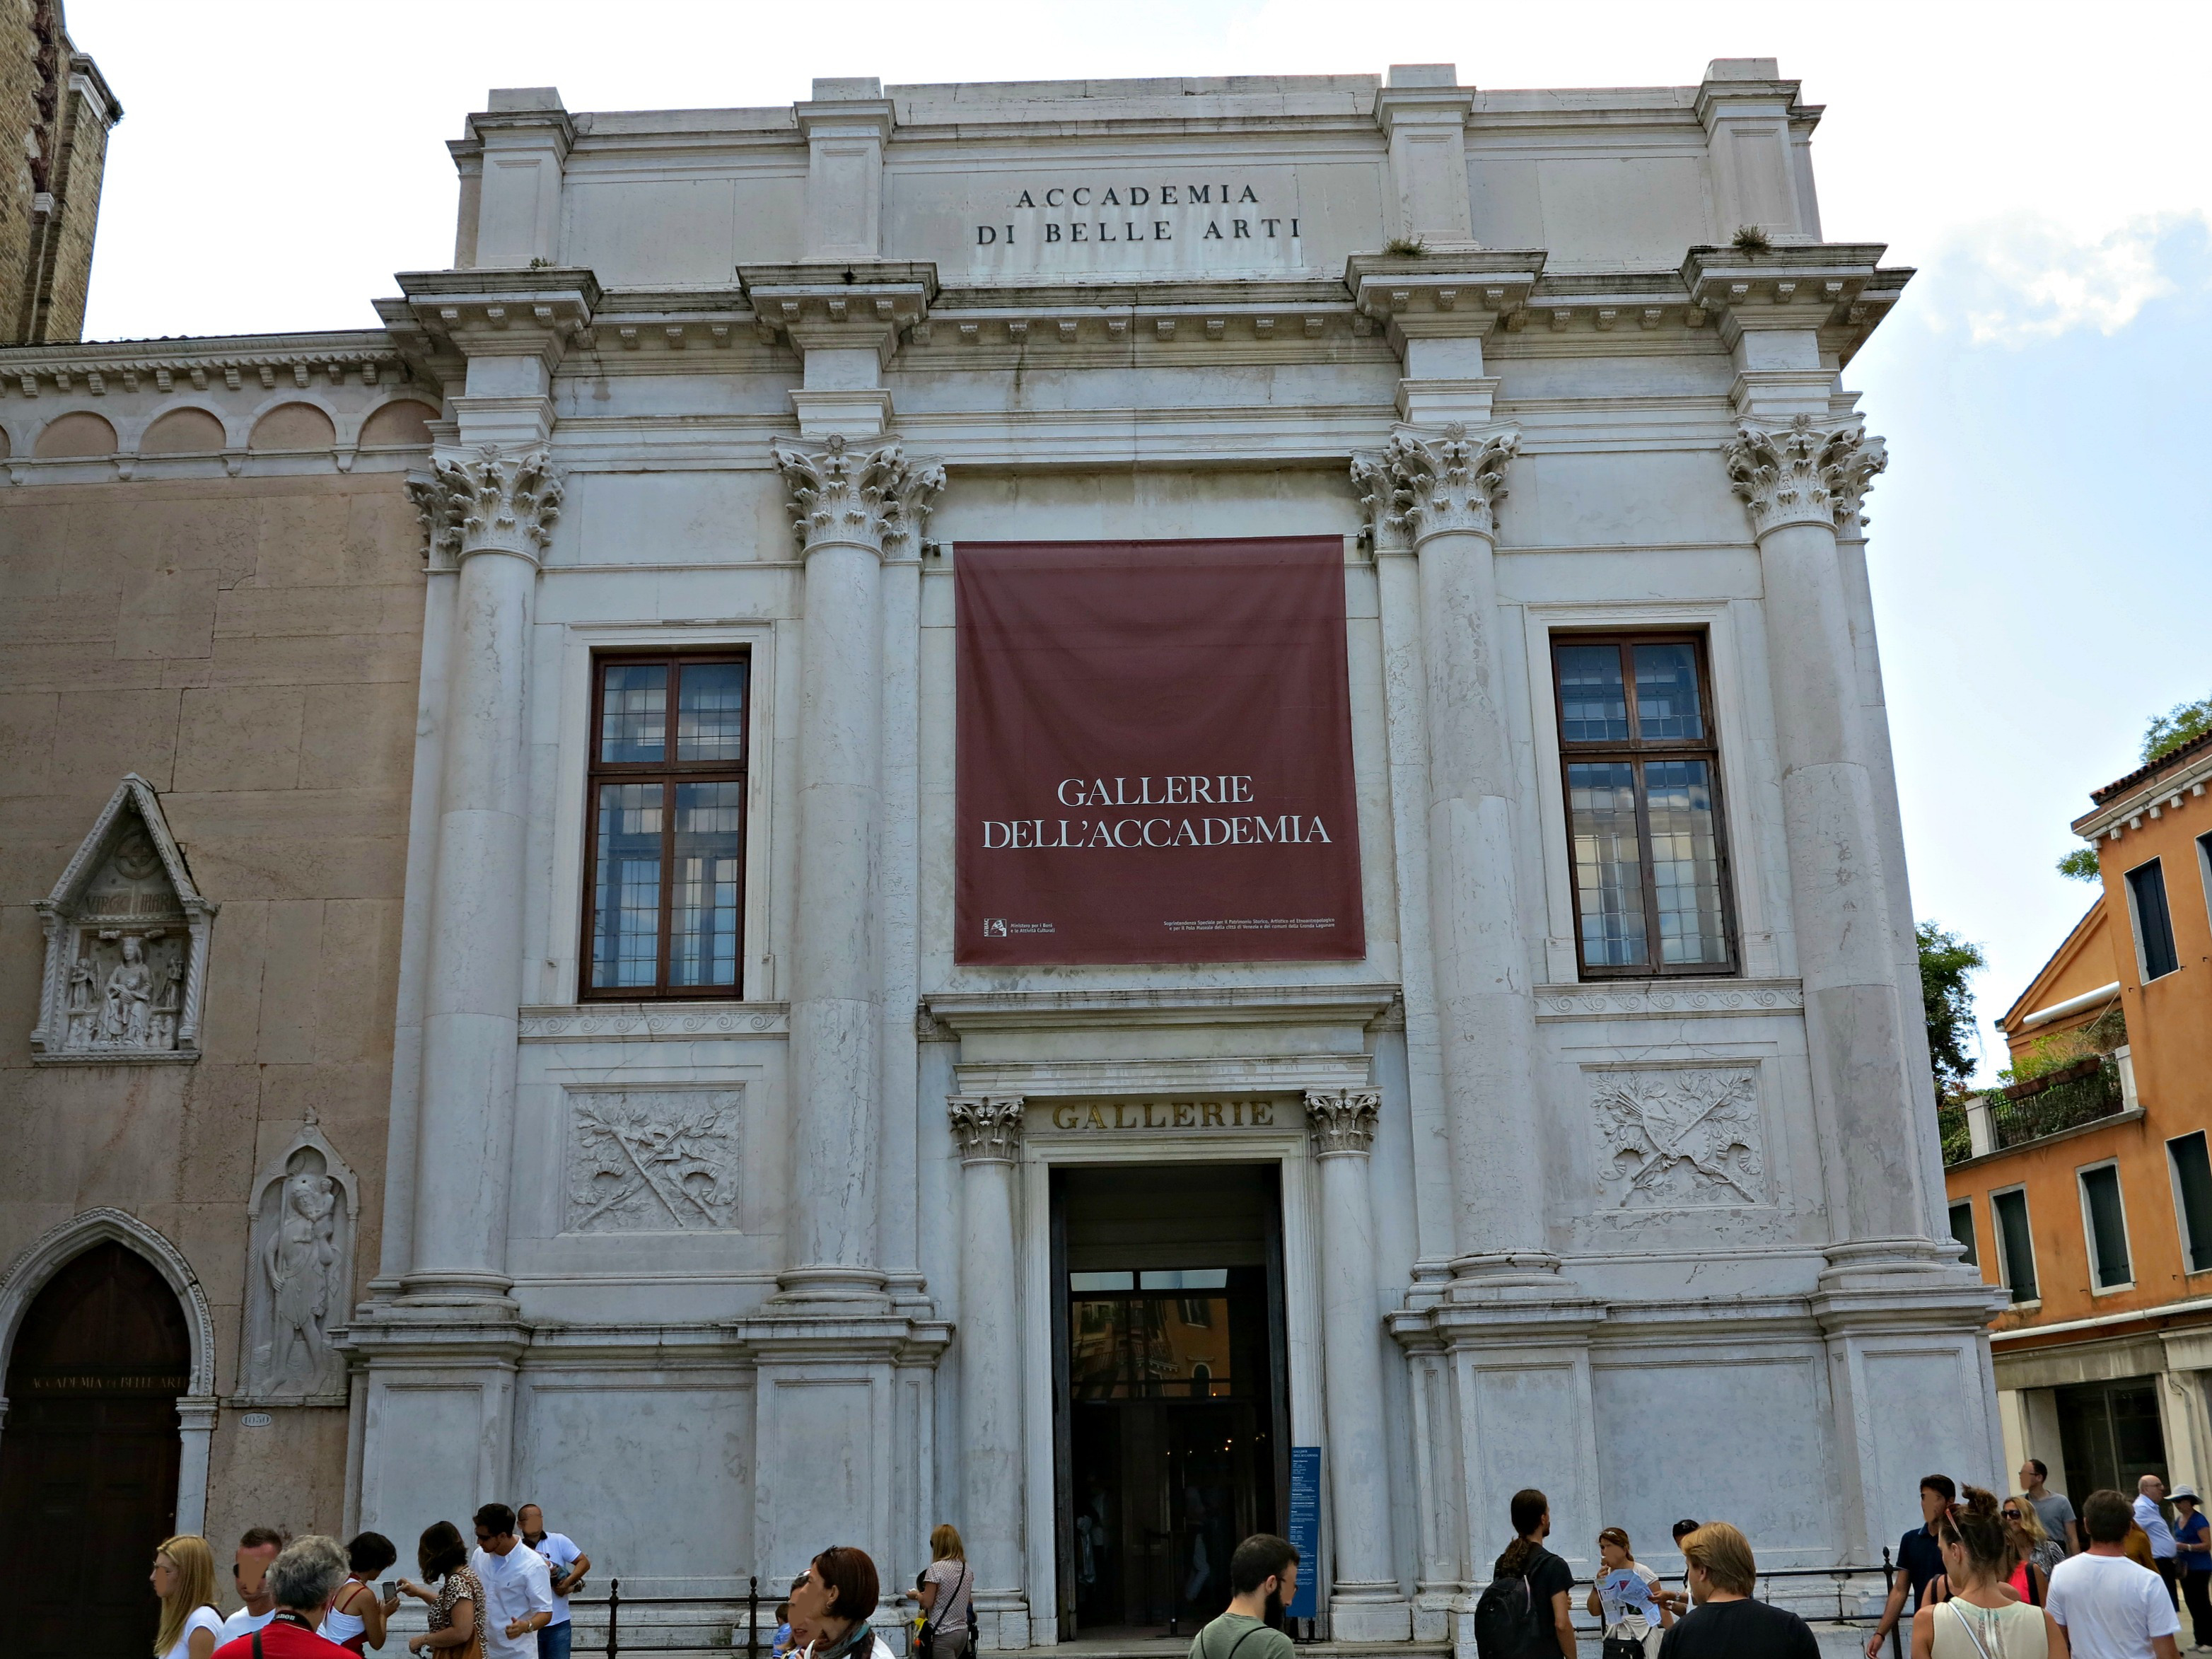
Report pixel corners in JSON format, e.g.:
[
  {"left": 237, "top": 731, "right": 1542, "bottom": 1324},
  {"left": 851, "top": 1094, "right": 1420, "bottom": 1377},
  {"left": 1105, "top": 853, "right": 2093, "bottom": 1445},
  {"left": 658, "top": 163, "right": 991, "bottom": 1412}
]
[{"left": 984, "top": 918, "right": 1008, "bottom": 937}]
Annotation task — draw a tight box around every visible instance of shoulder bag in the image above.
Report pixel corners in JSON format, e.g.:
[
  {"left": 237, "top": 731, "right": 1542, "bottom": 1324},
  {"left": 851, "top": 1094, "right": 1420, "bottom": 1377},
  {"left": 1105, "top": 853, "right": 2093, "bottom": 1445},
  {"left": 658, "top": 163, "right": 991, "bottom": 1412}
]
[{"left": 916, "top": 1561, "right": 969, "bottom": 1659}]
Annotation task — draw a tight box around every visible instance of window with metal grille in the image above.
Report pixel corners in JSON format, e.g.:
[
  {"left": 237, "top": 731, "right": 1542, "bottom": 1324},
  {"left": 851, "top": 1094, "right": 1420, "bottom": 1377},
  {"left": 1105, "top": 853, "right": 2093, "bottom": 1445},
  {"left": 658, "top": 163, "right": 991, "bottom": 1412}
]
[
  {"left": 581, "top": 653, "right": 748, "bottom": 999},
  {"left": 1552, "top": 633, "right": 1735, "bottom": 977},
  {"left": 1991, "top": 1187, "right": 2038, "bottom": 1303},
  {"left": 2172, "top": 1131, "right": 2212, "bottom": 1275},
  {"left": 2080, "top": 1163, "right": 2134, "bottom": 1291}
]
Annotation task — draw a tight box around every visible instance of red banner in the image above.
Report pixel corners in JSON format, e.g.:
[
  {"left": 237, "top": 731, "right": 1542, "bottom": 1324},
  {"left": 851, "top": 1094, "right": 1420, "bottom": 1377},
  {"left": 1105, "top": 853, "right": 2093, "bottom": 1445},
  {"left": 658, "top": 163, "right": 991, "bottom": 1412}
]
[{"left": 955, "top": 537, "right": 1365, "bottom": 965}]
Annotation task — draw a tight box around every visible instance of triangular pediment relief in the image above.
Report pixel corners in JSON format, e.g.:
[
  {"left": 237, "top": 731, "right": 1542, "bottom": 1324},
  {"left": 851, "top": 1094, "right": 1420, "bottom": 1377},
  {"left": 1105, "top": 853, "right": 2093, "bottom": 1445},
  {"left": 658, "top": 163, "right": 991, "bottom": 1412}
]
[{"left": 32, "top": 776, "right": 219, "bottom": 1063}]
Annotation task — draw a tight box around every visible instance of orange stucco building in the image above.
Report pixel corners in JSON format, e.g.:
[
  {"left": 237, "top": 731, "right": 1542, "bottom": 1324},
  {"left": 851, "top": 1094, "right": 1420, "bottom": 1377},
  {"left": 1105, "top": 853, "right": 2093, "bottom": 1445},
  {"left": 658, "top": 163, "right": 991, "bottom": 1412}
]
[{"left": 1944, "top": 727, "right": 2212, "bottom": 1500}]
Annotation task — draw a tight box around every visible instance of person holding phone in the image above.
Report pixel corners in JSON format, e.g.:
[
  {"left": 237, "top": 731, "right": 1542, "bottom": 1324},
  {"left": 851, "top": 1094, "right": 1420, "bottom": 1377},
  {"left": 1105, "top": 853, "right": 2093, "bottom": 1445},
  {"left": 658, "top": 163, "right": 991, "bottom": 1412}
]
[{"left": 320, "top": 1534, "right": 401, "bottom": 1652}]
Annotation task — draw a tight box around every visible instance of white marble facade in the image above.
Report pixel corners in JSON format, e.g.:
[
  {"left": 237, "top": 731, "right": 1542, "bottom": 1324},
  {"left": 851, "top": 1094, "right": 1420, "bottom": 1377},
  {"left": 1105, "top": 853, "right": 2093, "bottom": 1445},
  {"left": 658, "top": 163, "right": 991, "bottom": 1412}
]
[{"left": 75, "top": 59, "right": 2002, "bottom": 1646}]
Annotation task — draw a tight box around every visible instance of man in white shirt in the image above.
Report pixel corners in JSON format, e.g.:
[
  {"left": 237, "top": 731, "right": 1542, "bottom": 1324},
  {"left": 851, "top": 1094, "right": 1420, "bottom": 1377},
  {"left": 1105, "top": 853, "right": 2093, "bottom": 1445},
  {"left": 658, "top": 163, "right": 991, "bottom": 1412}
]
[
  {"left": 518, "top": 1503, "right": 591, "bottom": 1659},
  {"left": 2048, "top": 1489, "right": 2182, "bottom": 1659},
  {"left": 2139, "top": 1477, "right": 2182, "bottom": 1611},
  {"left": 216, "top": 1527, "right": 286, "bottom": 1645},
  {"left": 470, "top": 1503, "right": 555, "bottom": 1659}
]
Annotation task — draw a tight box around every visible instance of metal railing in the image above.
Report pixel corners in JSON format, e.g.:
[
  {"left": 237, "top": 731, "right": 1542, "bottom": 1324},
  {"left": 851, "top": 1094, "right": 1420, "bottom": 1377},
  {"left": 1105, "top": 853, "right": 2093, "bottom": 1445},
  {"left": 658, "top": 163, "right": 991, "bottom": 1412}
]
[
  {"left": 566, "top": 1576, "right": 765, "bottom": 1657},
  {"left": 1989, "top": 1056, "right": 2124, "bottom": 1151}
]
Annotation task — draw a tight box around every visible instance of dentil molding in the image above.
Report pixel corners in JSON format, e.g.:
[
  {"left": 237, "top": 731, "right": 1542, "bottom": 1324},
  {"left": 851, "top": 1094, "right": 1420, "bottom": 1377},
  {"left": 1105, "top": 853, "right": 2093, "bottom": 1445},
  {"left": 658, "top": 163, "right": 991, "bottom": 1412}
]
[
  {"left": 769, "top": 432, "right": 944, "bottom": 558},
  {"left": 407, "top": 441, "right": 564, "bottom": 569},
  {"left": 1722, "top": 414, "right": 1886, "bottom": 536}
]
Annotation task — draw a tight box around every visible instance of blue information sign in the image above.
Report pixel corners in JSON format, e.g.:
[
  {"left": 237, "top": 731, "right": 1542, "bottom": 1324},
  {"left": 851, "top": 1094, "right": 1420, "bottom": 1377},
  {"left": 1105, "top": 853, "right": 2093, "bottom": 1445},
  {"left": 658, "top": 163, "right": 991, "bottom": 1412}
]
[{"left": 1286, "top": 1445, "right": 1321, "bottom": 1619}]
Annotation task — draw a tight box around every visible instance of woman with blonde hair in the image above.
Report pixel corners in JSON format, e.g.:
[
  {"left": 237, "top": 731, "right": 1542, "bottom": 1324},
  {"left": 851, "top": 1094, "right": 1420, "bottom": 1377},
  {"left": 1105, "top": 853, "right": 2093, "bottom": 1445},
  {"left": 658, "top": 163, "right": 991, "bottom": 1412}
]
[
  {"left": 2003, "top": 1496, "right": 2064, "bottom": 1601},
  {"left": 914, "top": 1525, "right": 972, "bottom": 1659},
  {"left": 150, "top": 1535, "right": 225, "bottom": 1659}
]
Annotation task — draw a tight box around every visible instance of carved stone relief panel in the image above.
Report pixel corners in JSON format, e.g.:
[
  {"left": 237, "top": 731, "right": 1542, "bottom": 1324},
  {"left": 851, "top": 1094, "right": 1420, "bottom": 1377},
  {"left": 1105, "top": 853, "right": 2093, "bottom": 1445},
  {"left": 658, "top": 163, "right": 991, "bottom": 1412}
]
[
  {"left": 564, "top": 1088, "right": 743, "bottom": 1233},
  {"left": 1588, "top": 1064, "right": 1766, "bottom": 1209},
  {"left": 32, "top": 775, "right": 217, "bottom": 1064},
  {"left": 238, "top": 1119, "right": 359, "bottom": 1404}
]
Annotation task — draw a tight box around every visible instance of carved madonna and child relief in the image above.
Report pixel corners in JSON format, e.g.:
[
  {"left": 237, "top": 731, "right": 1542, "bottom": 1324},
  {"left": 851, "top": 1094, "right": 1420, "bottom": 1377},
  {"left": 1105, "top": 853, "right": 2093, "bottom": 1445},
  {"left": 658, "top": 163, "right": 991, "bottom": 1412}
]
[
  {"left": 237, "top": 1120, "right": 359, "bottom": 1404},
  {"left": 31, "top": 775, "right": 216, "bottom": 1063}
]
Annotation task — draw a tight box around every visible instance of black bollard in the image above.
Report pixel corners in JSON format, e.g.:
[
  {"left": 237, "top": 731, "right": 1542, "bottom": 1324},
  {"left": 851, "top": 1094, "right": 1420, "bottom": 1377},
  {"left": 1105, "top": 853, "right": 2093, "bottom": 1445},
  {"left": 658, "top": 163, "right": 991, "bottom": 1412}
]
[
  {"left": 607, "top": 1576, "right": 622, "bottom": 1658},
  {"left": 750, "top": 1573, "right": 760, "bottom": 1659},
  {"left": 1882, "top": 1547, "right": 1901, "bottom": 1659}
]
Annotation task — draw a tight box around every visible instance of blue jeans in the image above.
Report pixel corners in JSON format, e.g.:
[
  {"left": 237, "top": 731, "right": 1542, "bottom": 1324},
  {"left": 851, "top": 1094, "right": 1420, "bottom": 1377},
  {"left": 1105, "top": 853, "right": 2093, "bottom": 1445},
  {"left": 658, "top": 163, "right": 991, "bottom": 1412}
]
[{"left": 537, "top": 1621, "right": 573, "bottom": 1659}]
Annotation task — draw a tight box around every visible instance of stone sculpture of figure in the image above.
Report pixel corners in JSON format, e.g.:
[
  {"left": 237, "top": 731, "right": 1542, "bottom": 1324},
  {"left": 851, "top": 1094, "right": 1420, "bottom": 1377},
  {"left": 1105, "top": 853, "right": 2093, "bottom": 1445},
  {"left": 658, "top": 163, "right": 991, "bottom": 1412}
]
[
  {"left": 100, "top": 936, "right": 153, "bottom": 1046},
  {"left": 147, "top": 951, "right": 182, "bottom": 1051},
  {"left": 64, "top": 955, "right": 99, "bottom": 1049},
  {"left": 266, "top": 1170, "right": 339, "bottom": 1389}
]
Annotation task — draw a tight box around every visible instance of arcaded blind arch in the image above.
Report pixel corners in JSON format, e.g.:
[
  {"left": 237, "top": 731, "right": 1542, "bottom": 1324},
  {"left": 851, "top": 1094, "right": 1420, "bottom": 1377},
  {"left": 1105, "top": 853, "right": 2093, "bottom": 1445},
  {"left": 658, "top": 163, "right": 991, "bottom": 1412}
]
[
  {"left": 358, "top": 399, "right": 438, "bottom": 447},
  {"left": 248, "top": 401, "right": 337, "bottom": 451},
  {"left": 140, "top": 406, "right": 226, "bottom": 454},
  {"left": 33, "top": 409, "right": 116, "bottom": 457}
]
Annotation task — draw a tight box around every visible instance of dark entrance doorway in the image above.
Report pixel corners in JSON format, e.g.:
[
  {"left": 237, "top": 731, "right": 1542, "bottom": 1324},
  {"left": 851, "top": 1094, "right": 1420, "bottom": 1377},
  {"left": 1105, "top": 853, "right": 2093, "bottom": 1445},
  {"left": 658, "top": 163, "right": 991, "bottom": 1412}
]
[
  {"left": 2056, "top": 1375, "right": 2167, "bottom": 1500},
  {"left": 1051, "top": 1163, "right": 1288, "bottom": 1640},
  {"left": 0, "top": 1240, "right": 192, "bottom": 1659}
]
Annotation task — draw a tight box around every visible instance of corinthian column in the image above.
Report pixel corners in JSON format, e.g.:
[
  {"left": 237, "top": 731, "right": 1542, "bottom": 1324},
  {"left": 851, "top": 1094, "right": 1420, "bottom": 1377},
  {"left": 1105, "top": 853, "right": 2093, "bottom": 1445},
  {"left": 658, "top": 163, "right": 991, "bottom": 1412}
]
[
  {"left": 771, "top": 434, "right": 944, "bottom": 1303},
  {"left": 401, "top": 443, "right": 563, "bottom": 1300},
  {"left": 949, "top": 1096, "right": 1027, "bottom": 1649},
  {"left": 1363, "top": 425, "right": 1550, "bottom": 1283},
  {"left": 1305, "top": 1089, "right": 1409, "bottom": 1641},
  {"left": 1722, "top": 415, "right": 1935, "bottom": 1256}
]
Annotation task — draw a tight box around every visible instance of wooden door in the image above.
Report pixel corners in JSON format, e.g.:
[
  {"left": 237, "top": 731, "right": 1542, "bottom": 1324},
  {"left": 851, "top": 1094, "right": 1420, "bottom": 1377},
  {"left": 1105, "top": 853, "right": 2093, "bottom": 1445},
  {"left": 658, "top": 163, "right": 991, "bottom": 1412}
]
[{"left": 0, "top": 1241, "right": 191, "bottom": 1659}]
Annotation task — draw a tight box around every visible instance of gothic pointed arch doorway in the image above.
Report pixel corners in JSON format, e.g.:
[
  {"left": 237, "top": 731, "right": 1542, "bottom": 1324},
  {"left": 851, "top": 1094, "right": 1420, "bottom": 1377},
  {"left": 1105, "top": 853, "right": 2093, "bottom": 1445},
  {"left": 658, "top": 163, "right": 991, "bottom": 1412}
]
[{"left": 0, "top": 1239, "right": 193, "bottom": 1658}]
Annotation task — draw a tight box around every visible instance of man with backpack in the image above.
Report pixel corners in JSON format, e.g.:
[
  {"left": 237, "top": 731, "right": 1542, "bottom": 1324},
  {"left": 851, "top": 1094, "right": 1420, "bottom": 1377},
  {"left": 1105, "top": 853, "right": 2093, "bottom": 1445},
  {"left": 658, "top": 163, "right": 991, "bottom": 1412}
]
[
  {"left": 1187, "top": 1535, "right": 1298, "bottom": 1659},
  {"left": 1474, "top": 1489, "right": 1577, "bottom": 1658}
]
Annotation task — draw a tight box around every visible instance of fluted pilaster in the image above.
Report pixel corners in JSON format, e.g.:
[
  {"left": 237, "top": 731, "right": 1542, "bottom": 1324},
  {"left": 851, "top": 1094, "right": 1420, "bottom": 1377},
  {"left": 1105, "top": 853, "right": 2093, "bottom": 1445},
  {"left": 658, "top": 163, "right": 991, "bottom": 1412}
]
[{"left": 950, "top": 1095, "right": 1028, "bottom": 1644}]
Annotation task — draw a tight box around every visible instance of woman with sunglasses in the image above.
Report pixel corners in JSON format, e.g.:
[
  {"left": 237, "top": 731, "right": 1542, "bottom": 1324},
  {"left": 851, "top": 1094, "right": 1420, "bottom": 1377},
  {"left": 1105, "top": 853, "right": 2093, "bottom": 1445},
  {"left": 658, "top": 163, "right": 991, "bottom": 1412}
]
[{"left": 2004, "top": 1498, "right": 2065, "bottom": 1602}]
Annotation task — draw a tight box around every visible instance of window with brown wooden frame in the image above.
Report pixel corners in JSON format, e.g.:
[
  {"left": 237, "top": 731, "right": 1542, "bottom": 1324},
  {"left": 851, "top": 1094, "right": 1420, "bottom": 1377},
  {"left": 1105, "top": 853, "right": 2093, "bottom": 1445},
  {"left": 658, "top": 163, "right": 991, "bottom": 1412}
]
[
  {"left": 581, "top": 652, "right": 749, "bottom": 1000},
  {"left": 1551, "top": 632, "right": 1737, "bottom": 979}
]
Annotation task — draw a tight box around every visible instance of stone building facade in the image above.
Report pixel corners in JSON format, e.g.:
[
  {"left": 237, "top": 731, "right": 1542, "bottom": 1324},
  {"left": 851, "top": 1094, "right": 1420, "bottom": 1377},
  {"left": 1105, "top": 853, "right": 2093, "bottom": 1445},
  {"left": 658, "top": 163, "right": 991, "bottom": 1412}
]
[
  {"left": 1, "top": 59, "right": 2003, "bottom": 1651},
  {"left": 1, "top": 0, "right": 120, "bottom": 346}
]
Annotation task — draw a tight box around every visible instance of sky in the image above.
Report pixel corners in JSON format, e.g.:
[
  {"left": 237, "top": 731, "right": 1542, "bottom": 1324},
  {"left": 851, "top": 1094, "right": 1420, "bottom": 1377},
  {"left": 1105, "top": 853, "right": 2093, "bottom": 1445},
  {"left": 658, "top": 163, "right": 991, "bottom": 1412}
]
[{"left": 66, "top": 0, "right": 2212, "bottom": 1081}]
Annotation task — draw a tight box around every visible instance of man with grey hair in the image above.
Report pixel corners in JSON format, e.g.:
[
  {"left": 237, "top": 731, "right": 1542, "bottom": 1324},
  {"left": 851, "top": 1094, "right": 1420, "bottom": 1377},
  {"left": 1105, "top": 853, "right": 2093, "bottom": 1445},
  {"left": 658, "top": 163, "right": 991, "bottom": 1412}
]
[{"left": 213, "top": 1535, "right": 352, "bottom": 1657}]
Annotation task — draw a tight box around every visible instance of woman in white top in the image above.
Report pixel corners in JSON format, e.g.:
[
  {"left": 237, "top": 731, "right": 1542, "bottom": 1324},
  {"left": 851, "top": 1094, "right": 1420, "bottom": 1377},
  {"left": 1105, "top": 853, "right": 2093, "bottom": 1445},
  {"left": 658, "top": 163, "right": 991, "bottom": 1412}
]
[
  {"left": 320, "top": 1531, "right": 402, "bottom": 1651},
  {"left": 790, "top": 1546, "right": 899, "bottom": 1659},
  {"left": 1583, "top": 1527, "right": 1672, "bottom": 1657},
  {"left": 150, "top": 1535, "right": 225, "bottom": 1659},
  {"left": 1913, "top": 1485, "right": 2069, "bottom": 1659}
]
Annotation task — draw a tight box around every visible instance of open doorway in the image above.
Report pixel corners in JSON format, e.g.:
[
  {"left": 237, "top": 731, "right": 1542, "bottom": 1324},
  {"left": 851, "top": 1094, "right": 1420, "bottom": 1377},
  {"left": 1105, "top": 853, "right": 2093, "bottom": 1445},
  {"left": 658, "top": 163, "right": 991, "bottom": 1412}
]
[{"left": 1051, "top": 1162, "right": 1289, "bottom": 1639}]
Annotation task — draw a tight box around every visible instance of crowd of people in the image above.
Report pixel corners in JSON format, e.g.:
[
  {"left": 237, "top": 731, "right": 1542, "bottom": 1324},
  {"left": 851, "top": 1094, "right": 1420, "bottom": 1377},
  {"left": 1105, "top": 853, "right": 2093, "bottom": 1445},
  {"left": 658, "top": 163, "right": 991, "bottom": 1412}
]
[
  {"left": 142, "top": 1457, "right": 2212, "bottom": 1659},
  {"left": 149, "top": 1503, "right": 589, "bottom": 1659}
]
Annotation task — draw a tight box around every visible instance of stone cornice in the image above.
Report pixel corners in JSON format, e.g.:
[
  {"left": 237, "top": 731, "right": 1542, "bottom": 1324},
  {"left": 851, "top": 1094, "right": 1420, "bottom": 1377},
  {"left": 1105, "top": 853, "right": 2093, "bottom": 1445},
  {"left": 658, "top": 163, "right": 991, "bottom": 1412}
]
[
  {"left": 385, "top": 268, "right": 602, "bottom": 375},
  {"left": 923, "top": 982, "right": 1399, "bottom": 1032},
  {"left": 740, "top": 262, "right": 938, "bottom": 363},
  {"left": 0, "top": 330, "right": 420, "bottom": 397},
  {"left": 1372, "top": 81, "right": 1474, "bottom": 134},
  {"left": 2073, "top": 761, "right": 2212, "bottom": 844},
  {"left": 407, "top": 442, "right": 564, "bottom": 568},
  {"left": 1723, "top": 414, "right": 1885, "bottom": 537},
  {"left": 1345, "top": 250, "right": 1546, "bottom": 349},
  {"left": 1680, "top": 243, "right": 1894, "bottom": 339}
]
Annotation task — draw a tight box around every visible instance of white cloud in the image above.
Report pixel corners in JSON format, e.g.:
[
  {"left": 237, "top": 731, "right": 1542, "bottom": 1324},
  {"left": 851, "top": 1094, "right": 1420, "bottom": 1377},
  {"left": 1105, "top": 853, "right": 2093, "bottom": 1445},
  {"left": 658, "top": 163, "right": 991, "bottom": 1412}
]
[{"left": 1921, "top": 212, "right": 2208, "bottom": 347}]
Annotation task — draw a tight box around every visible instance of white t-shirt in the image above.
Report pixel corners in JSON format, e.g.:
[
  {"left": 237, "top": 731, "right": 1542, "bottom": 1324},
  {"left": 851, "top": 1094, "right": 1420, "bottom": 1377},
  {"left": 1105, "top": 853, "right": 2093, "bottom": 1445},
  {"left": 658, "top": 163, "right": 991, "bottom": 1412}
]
[
  {"left": 2047, "top": 1550, "right": 2182, "bottom": 1658},
  {"left": 164, "top": 1605, "right": 226, "bottom": 1659},
  {"left": 529, "top": 1532, "right": 583, "bottom": 1626},
  {"left": 214, "top": 1606, "right": 276, "bottom": 1646},
  {"left": 470, "top": 1544, "right": 555, "bottom": 1659},
  {"left": 1596, "top": 1561, "right": 1661, "bottom": 1638}
]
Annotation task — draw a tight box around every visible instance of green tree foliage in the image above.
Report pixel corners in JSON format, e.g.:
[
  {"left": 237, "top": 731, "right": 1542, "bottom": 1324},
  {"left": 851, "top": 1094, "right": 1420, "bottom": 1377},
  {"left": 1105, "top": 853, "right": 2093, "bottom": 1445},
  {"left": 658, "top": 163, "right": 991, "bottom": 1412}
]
[
  {"left": 2143, "top": 692, "right": 2212, "bottom": 764},
  {"left": 2056, "top": 846, "right": 2101, "bottom": 882},
  {"left": 1917, "top": 921, "right": 1987, "bottom": 1101}
]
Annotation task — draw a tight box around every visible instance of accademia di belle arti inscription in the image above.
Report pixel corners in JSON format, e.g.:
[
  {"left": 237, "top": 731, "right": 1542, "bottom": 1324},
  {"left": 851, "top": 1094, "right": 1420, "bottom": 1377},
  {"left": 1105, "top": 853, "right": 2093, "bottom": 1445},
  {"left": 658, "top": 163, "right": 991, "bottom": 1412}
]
[{"left": 974, "top": 181, "right": 1299, "bottom": 246}]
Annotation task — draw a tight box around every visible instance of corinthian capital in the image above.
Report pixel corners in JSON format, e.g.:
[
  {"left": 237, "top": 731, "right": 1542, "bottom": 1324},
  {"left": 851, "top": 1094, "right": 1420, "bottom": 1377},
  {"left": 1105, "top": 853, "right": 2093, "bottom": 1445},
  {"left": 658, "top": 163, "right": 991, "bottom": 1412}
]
[
  {"left": 770, "top": 433, "right": 945, "bottom": 558},
  {"left": 1723, "top": 414, "right": 1887, "bottom": 536},
  {"left": 948, "top": 1095, "right": 1024, "bottom": 1165},
  {"left": 1305, "top": 1088, "right": 1380, "bottom": 1158},
  {"left": 1350, "top": 451, "right": 1414, "bottom": 554},
  {"left": 1373, "top": 423, "right": 1517, "bottom": 545},
  {"left": 407, "top": 443, "right": 564, "bottom": 567}
]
